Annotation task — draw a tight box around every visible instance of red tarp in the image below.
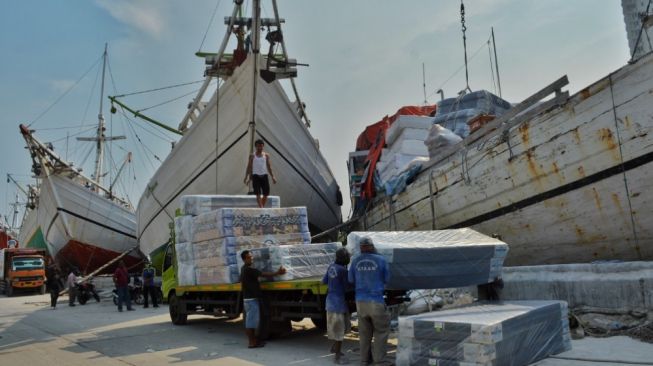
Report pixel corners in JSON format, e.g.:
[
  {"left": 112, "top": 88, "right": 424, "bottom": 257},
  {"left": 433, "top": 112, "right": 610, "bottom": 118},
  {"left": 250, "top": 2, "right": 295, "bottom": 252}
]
[{"left": 357, "top": 105, "right": 436, "bottom": 200}]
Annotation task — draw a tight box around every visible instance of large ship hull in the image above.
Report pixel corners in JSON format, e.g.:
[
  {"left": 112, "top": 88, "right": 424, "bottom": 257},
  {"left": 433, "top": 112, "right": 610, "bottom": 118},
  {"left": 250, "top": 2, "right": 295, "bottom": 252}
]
[
  {"left": 354, "top": 52, "right": 653, "bottom": 266},
  {"left": 137, "top": 57, "right": 342, "bottom": 258},
  {"left": 18, "top": 174, "right": 140, "bottom": 273}
]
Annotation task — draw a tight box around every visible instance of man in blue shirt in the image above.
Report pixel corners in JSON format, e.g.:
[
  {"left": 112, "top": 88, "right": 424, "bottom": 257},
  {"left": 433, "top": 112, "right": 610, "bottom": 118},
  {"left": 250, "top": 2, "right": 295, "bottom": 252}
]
[
  {"left": 348, "top": 237, "right": 390, "bottom": 365},
  {"left": 322, "top": 248, "right": 352, "bottom": 364}
]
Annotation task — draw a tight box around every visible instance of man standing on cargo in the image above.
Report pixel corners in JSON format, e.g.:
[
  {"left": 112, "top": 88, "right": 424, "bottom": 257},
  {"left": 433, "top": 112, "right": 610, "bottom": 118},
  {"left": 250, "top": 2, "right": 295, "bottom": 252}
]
[
  {"left": 322, "top": 248, "right": 352, "bottom": 364},
  {"left": 244, "top": 139, "right": 277, "bottom": 208},
  {"left": 348, "top": 237, "right": 390, "bottom": 365},
  {"left": 240, "top": 250, "right": 285, "bottom": 348},
  {"left": 113, "top": 261, "right": 134, "bottom": 312}
]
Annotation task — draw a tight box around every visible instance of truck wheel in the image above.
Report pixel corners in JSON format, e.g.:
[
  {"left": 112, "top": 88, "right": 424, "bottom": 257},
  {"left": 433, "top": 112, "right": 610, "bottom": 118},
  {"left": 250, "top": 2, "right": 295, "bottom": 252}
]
[
  {"left": 40, "top": 284, "right": 46, "bottom": 295},
  {"left": 169, "top": 293, "right": 187, "bottom": 325},
  {"left": 268, "top": 319, "right": 292, "bottom": 338},
  {"left": 79, "top": 294, "right": 88, "bottom": 305},
  {"left": 311, "top": 316, "right": 327, "bottom": 331}
]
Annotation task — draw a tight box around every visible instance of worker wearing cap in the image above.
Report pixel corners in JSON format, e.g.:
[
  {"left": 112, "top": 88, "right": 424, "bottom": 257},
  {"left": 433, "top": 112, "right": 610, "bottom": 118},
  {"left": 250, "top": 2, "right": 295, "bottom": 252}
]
[
  {"left": 348, "top": 237, "right": 390, "bottom": 365},
  {"left": 322, "top": 247, "right": 353, "bottom": 364}
]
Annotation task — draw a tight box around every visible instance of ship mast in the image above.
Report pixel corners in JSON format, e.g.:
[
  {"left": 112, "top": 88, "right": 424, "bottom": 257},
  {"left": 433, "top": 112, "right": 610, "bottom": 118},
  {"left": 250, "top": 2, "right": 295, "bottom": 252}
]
[
  {"left": 77, "top": 43, "right": 125, "bottom": 186},
  {"left": 248, "top": 0, "right": 261, "bottom": 155}
]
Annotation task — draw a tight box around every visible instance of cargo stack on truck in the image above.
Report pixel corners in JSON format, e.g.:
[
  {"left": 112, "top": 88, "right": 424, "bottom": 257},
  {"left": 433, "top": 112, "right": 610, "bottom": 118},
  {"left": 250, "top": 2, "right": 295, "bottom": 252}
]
[
  {"left": 161, "top": 195, "right": 340, "bottom": 338},
  {"left": 0, "top": 248, "right": 47, "bottom": 296}
]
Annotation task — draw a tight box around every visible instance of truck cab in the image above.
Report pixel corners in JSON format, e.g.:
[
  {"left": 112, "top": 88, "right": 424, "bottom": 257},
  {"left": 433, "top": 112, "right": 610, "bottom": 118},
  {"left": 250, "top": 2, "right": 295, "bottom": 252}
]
[{"left": 0, "top": 248, "right": 47, "bottom": 296}]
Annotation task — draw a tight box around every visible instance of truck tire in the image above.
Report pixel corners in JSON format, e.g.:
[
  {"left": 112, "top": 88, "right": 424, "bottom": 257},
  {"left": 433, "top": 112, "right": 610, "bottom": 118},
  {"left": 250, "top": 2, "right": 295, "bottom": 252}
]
[
  {"left": 40, "top": 284, "right": 46, "bottom": 295},
  {"left": 268, "top": 319, "right": 292, "bottom": 338},
  {"left": 169, "top": 293, "right": 187, "bottom": 325}
]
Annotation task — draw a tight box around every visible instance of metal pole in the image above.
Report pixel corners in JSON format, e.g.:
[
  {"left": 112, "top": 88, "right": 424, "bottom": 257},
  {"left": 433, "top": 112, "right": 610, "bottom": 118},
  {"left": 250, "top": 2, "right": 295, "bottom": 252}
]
[{"left": 94, "top": 43, "right": 108, "bottom": 184}]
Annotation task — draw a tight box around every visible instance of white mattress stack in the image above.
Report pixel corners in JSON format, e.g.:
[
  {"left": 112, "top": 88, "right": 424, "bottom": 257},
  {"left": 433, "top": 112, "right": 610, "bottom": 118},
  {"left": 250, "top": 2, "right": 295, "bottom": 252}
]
[
  {"left": 347, "top": 230, "right": 509, "bottom": 290},
  {"left": 377, "top": 115, "right": 432, "bottom": 184},
  {"left": 396, "top": 301, "right": 572, "bottom": 366},
  {"left": 173, "top": 195, "right": 311, "bottom": 286},
  {"left": 237, "top": 242, "right": 340, "bottom": 281}
]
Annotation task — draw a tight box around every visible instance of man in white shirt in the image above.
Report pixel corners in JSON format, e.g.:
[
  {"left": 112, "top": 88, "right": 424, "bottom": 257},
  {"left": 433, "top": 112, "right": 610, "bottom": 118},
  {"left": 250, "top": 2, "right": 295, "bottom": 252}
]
[
  {"left": 244, "top": 139, "right": 277, "bottom": 208},
  {"left": 67, "top": 268, "right": 79, "bottom": 307}
]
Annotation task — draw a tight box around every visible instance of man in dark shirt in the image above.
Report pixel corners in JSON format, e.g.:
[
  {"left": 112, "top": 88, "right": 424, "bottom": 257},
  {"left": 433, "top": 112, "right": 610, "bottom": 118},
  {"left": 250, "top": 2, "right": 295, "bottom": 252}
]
[
  {"left": 240, "top": 250, "right": 285, "bottom": 348},
  {"left": 113, "top": 261, "right": 134, "bottom": 312},
  {"left": 142, "top": 263, "right": 158, "bottom": 308},
  {"left": 45, "top": 261, "right": 61, "bottom": 309}
]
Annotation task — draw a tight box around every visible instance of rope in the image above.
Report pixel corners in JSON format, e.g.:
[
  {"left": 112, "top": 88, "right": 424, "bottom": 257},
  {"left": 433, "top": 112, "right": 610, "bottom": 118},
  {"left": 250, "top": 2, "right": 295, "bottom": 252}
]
[
  {"left": 112, "top": 80, "right": 205, "bottom": 98},
  {"left": 136, "top": 88, "right": 202, "bottom": 113},
  {"left": 608, "top": 73, "right": 641, "bottom": 258},
  {"left": 630, "top": 0, "right": 653, "bottom": 62},
  {"left": 426, "top": 41, "right": 485, "bottom": 100},
  {"left": 198, "top": 0, "right": 223, "bottom": 53},
  {"left": 28, "top": 54, "right": 103, "bottom": 127},
  {"left": 487, "top": 37, "right": 497, "bottom": 95}
]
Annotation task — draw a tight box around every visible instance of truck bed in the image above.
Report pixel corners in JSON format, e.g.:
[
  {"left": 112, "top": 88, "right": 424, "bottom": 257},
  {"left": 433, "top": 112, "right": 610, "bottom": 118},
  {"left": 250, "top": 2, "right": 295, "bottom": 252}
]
[{"left": 175, "top": 276, "right": 326, "bottom": 294}]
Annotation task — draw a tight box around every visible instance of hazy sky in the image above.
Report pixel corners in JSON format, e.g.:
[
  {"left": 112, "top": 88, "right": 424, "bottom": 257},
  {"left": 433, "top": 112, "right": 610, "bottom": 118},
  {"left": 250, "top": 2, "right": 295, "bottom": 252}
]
[{"left": 0, "top": 0, "right": 630, "bottom": 227}]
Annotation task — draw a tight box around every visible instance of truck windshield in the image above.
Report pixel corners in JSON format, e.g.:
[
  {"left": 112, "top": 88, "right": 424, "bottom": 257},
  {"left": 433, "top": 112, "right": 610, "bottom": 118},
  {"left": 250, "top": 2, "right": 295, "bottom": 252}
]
[{"left": 12, "top": 257, "right": 45, "bottom": 271}]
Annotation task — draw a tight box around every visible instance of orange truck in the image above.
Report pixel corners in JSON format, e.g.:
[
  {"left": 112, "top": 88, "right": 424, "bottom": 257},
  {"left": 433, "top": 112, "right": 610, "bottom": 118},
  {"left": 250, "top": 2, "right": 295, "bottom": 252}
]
[{"left": 0, "top": 248, "right": 47, "bottom": 296}]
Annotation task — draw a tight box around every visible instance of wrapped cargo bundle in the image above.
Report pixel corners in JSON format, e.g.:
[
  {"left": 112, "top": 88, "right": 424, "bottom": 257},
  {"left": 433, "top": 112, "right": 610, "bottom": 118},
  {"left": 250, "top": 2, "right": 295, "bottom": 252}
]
[
  {"left": 385, "top": 115, "right": 434, "bottom": 144},
  {"left": 192, "top": 207, "right": 309, "bottom": 242},
  {"left": 174, "top": 215, "right": 193, "bottom": 243},
  {"left": 434, "top": 90, "right": 511, "bottom": 138},
  {"left": 424, "top": 124, "right": 463, "bottom": 160},
  {"left": 396, "top": 300, "right": 571, "bottom": 366},
  {"left": 347, "top": 230, "right": 509, "bottom": 290},
  {"left": 238, "top": 242, "right": 340, "bottom": 281},
  {"left": 195, "top": 265, "right": 240, "bottom": 284},
  {"left": 181, "top": 194, "right": 280, "bottom": 216}
]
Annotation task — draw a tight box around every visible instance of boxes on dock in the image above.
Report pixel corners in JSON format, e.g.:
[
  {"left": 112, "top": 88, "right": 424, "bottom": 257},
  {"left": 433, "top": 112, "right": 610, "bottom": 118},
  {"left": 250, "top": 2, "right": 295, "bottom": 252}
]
[
  {"left": 347, "top": 230, "right": 508, "bottom": 290},
  {"left": 396, "top": 300, "right": 572, "bottom": 366}
]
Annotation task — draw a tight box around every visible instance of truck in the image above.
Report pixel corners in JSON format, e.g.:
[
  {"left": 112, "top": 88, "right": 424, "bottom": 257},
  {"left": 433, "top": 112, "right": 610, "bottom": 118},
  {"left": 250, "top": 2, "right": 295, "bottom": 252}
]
[
  {"left": 0, "top": 248, "right": 47, "bottom": 296},
  {"left": 160, "top": 240, "right": 331, "bottom": 338}
]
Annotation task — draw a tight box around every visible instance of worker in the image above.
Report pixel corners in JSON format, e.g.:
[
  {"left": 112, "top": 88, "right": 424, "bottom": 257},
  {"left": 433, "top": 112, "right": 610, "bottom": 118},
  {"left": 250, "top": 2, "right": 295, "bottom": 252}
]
[
  {"left": 142, "top": 263, "right": 158, "bottom": 308},
  {"left": 113, "top": 261, "right": 134, "bottom": 312},
  {"left": 66, "top": 268, "right": 79, "bottom": 307},
  {"left": 240, "top": 250, "right": 285, "bottom": 348},
  {"left": 243, "top": 139, "right": 277, "bottom": 208},
  {"left": 46, "top": 261, "right": 61, "bottom": 309},
  {"left": 348, "top": 237, "right": 390, "bottom": 365},
  {"left": 322, "top": 247, "right": 352, "bottom": 364}
]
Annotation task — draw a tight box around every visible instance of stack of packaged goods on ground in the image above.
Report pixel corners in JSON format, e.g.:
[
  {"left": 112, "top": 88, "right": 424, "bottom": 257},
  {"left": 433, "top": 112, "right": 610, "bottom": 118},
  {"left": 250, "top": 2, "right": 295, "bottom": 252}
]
[
  {"left": 347, "top": 229, "right": 508, "bottom": 290},
  {"left": 396, "top": 300, "right": 572, "bottom": 366},
  {"left": 376, "top": 115, "right": 433, "bottom": 195},
  {"left": 237, "top": 242, "right": 340, "bottom": 281},
  {"left": 174, "top": 195, "right": 311, "bottom": 286}
]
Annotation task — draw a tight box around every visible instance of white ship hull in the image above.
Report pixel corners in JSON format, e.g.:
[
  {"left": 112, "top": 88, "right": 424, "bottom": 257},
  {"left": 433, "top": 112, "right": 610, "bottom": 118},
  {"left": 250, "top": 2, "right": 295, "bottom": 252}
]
[
  {"left": 137, "top": 57, "right": 342, "bottom": 257},
  {"left": 356, "top": 52, "right": 653, "bottom": 266},
  {"left": 18, "top": 174, "right": 139, "bottom": 273}
]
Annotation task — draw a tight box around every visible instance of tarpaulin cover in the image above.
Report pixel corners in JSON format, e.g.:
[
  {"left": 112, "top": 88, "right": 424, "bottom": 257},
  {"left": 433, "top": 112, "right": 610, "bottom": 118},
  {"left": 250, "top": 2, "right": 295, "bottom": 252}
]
[
  {"left": 347, "top": 230, "right": 509, "bottom": 290},
  {"left": 397, "top": 300, "right": 572, "bottom": 366}
]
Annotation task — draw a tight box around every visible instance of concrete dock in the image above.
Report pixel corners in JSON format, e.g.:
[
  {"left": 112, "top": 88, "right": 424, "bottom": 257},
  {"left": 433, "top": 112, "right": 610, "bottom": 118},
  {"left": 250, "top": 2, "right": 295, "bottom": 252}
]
[{"left": 1, "top": 293, "right": 652, "bottom": 365}]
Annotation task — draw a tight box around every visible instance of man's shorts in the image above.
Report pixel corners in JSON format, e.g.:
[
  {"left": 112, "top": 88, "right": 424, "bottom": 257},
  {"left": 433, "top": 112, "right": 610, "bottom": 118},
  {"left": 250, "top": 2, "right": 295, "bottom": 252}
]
[
  {"left": 243, "top": 298, "right": 260, "bottom": 329},
  {"left": 252, "top": 174, "right": 270, "bottom": 196},
  {"left": 326, "top": 311, "right": 351, "bottom": 341}
]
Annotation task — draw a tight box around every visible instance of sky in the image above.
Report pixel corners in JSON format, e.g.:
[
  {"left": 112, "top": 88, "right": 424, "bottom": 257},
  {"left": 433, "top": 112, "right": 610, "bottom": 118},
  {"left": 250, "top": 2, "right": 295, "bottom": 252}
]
[{"left": 0, "top": 0, "right": 631, "bottom": 229}]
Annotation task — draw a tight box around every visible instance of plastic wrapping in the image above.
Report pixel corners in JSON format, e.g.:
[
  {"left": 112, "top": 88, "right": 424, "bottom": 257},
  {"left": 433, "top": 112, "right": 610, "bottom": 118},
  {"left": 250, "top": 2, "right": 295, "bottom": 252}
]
[
  {"left": 238, "top": 242, "right": 340, "bottom": 281},
  {"left": 383, "top": 163, "right": 423, "bottom": 196},
  {"left": 181, "top": 194, "right": 281, "bottom": 216},
  {"left": 347, "top": 230, "right": 509, "bottom": 290},
  {"left": 396, "top": 301, "right": 571, "bottom": 366},
  {"left": 436, "top": 90, "right": 512, "bottom": 116},
  {"left": 191, "top": 207, "right": 309, "bottom": 242},
  {"left": 388, "top": 139, "right": 429, "bottom": 157},
  {"left": 195, "top": 265, "right": 240, "bottom": 284},
  {"left": 386, "top": 115, "right": 434, "bottom": 144},
  {"left": 174, "top": 215, "right": 193, "bottom": 243},
  {"left": 424, "top": 124, "right": 463, "bottom": 160}
]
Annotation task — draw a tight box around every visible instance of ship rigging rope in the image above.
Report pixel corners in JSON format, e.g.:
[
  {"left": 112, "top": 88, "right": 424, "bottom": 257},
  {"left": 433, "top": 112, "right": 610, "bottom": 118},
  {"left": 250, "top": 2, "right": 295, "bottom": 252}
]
[
  {"left": 608, "top": 73, "right": 641, "bottom": 258},
  {"left": 112, "top": 80, "right": 205, "bottom": 98},
  {"left": 426, "top": 41, "right": 485, "bottom": 101},
  {"left": 630, "top": 0, "right": 653, "bottom": 62},
  {"left": 198, "top": 0, "right": 224, "bottom": 53},
  {"left": 28, "top": 54, "right": 103, "bottom": 128}
]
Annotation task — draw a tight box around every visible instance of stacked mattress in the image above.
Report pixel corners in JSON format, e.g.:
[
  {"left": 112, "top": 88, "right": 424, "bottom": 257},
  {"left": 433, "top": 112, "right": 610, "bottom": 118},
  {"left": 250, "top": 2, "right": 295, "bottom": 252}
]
[
  {"left": 347, "top": 230, "right": 508, "bottom": 289},
  {"left": 396, "top": 300, "right": 572, "bottom": 366},
  {"left": 237, "top": 242, "right": 340, "bottom": 281},
  {"left": 376, "top": 115, "right": 432, "bottom": 185},
  {"left": 433, "top": 90, "right": 512, "bottom": 138},
  {"left": 174, "top": 195, "right": 311, "bottom": 286}
]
